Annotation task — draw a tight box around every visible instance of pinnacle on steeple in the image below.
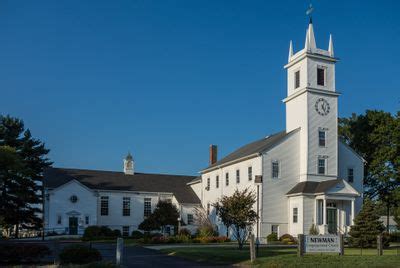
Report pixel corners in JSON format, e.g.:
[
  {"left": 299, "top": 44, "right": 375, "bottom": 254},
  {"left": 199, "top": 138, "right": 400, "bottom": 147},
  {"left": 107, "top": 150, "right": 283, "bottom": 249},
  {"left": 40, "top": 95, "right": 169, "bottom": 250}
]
[
  {"left": 305, "top": 21, "right": 317, "bottom": 52},
  {"left": 288, "top": 40, "right": 293, "bottom": 62},
  {"left": 328, "top": 34, "right": 334, "bottom": 57}
]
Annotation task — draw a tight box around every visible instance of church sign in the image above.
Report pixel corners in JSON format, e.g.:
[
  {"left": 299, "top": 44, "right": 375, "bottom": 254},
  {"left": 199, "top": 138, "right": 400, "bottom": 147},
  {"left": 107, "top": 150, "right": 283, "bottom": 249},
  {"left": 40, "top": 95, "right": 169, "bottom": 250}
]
[
  {"left": 305, "top": 235, "right": 340, "bottom": 253},
  {"left": 298, "top": 235, "right": 343, "bottom": 256}
]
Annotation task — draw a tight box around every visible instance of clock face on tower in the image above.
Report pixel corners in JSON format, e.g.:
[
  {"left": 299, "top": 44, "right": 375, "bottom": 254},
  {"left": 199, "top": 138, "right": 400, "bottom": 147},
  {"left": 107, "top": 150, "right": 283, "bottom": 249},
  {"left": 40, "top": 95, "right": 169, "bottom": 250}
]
[{"left": 315, "top": 98, "right": 330, "bottom": 116}]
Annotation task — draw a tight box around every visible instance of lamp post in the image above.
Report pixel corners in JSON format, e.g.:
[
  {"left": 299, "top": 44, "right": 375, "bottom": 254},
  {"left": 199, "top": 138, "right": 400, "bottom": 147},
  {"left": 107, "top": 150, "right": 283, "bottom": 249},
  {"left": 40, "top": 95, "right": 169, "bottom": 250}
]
[{"left": 177, "top": 217, "right": 181, "bottom": 235}]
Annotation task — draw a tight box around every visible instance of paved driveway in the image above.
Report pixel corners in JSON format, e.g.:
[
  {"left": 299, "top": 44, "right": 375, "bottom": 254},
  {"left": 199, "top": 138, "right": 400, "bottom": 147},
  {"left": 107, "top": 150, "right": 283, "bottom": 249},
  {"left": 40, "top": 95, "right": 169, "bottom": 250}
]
[{"left": 123, "top": 246, "right": 223, "bottom": 268}]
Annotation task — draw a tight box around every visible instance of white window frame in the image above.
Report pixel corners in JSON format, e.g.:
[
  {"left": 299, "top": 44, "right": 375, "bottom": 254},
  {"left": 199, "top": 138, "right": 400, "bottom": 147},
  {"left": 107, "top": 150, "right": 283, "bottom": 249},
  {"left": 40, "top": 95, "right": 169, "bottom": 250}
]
[
  {"left": 100, "top": 196, "right": 109, "bottom": 216},
  {"left": 293, "top": 207, "right": 298, "bottom": 223},
  {"left": 248, "top": 166, "right": 252, "bottom": 181},
  {"left": 318, "top": 129, "right": 326, "bottom": 147},
  {"left": 294, "top": 69, "right": 300, "bottom": 89},
  {"left": 272, "top": 160, "right": 280, "bottom": 179},
  {"left": 225, "top": 172, "right": 229, "bottom": 186},
  {"left": 144, "top": 198, "right": 152, "bottom": 218},
  {"left": 187, "top": 214, "right": 194, "bottom": 225},
  {"left": 85, "top": 215, "right": 90, "bottom": 225},
  {"left": 57, "top": 215, "right": 62, "bottom": 225},
  {"left": 207, "top": 177, "right": 210, "bottom": 190},
  {"left": 216, "top": 175, "right": 219, "bottom": 188},
  {"left": 122, "top": 197, "right": 131, "bottom": 216},
  {"left": 317, "top": 157, "right": 327, "bottom": 175},
  {"left": 347, "top": 167, "right": 354, "bottom": 183},
  {"left": 122, "top": 226, "right": 130, "bottom": 237},
  {"left": 236, "top": 169, "right": 240, "bottom": 184}
]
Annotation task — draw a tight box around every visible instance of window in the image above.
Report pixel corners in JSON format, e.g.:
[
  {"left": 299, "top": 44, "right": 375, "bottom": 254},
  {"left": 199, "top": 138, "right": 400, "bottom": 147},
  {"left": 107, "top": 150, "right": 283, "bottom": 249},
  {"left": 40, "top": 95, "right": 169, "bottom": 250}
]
[
  {"left": 347, "top": 168, "right": 354, "bottom": 183},
  {"left": 216, "top": 175, "right": 219, "bottom": 188},
  {"left": 122, "top": 226, "right": 130, "bottom": 237},
  {"left": 236, "top": 169, "right": 240, "bottom": 184},
  {"left": 123, "top": 197, "right": 131, "bottom": 216},
  {"left": 85, "top": 216, "right": 89, "bottom": 225},
  {"left": 100, "top": 196, "right": 109, "bottom": 216},
  {"left": 207, "top": 178, "right": 210, "bottom": 190},
  {"left": 317, "top": 67, "right": 325, "bottom": 86},
  {"left": 318, "top": 130, "right": 326, "bottom": 147},
  {"left": 272, "top": 161, "right": 280, "bottom": 178},
  {"left": 318, "top": 158, "right": 326, "bottom": 175},
  {"left": 317, "top": 200, "right": 324, "bottom": 225},
  {"left": 144, "top": 198, "right": 152, "bottom": 218},
  {"left": 293, "top": 208, "right": 298, "bottom": 223},
  {"left": 70, "top": 195, "right": 78, "bottom": 203},
  {"left": 271, "top": 225, "right": 279, "bottom": 234},
  {"left": 187, "top": 214, "right": 194, "bottom": 225},
  {"left": 248, "top": 166, "right": 252, "bottom": 181},
  {"left": 207, "top": 203, "right": 210, "bottom": 215},
  {"left": 294, "top": 70, "right": 300, "bottom": 89},
  {"left": 57, "top": 215, "right": 62, "bottom": 225},
  {"left": 225, "top": 172, "right": 229, "bottom": 186}
]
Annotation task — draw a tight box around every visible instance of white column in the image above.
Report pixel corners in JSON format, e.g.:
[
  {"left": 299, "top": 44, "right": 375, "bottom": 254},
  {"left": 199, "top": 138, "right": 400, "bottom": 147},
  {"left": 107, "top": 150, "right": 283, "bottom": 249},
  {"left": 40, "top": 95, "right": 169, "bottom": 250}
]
[
  {"left": 314, "top": 199, "right": 317, "bottom": 226},
  {"left": 323, "top": 198, "right": 327, "bottom": 226},
  {"left": 351, "top": 199, "right": 355, "bottom": 225}
]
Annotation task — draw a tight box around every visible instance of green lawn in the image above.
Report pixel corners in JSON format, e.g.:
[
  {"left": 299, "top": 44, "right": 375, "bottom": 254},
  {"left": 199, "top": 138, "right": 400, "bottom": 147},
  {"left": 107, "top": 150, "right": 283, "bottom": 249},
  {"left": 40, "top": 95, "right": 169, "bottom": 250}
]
[{"left": 160, "top": 246, "right": 400, "bottom": 267}]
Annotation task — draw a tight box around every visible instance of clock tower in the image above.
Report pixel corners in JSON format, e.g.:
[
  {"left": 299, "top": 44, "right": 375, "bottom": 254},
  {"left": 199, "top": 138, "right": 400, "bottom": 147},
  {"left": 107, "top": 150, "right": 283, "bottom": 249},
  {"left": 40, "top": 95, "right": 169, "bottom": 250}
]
[{"left": 284, "top": 20, "right": 339, "bottom": 182}]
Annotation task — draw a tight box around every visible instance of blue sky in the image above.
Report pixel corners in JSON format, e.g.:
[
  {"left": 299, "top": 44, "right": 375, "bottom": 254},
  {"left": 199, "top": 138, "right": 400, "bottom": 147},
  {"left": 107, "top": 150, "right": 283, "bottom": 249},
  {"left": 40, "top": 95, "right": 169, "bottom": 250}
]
[{"left": 1, "top": 1, "right": 399, "bottom": 175}]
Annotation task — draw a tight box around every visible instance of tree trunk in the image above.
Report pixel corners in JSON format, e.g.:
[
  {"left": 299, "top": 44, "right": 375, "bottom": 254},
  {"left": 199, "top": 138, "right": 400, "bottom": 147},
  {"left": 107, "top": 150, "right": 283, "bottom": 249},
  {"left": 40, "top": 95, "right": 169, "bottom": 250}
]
[
  {"left": 386, "top": 202, "right": 390, "bottom": 233},
  {"left": 15, "top": 223, "right": 19, "bottom": 238}
]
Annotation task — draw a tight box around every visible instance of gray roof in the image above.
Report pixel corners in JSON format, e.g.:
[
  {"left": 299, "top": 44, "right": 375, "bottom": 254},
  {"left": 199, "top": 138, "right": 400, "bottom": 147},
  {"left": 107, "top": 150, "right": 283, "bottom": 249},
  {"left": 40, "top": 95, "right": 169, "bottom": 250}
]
[
  {"left": 286, "top": 179, "right": 344, "bottom": 195},
  {"left": 44, "top": 168, "right": 200, "bottom": 204},
  {"left": 203, "top": 130, "right": 295, "bottom": 171}
]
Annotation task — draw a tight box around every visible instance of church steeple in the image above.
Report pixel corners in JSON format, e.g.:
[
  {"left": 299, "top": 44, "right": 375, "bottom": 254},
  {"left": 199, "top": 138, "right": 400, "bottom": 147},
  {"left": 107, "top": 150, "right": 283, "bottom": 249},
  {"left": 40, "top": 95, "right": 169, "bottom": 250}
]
[
  {"left": 123, "top": 152, "right": 134, "bottom": 175},
  {"left": 305, "top": 20, "right": 317, "bottom": 52}
]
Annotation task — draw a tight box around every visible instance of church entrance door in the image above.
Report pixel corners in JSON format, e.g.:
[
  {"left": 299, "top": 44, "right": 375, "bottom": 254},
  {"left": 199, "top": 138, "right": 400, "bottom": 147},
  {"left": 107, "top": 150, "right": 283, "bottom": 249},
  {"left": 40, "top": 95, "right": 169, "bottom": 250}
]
[
  {"left": 327, "top": 208, "right": 337, "bottom": 234},
  {"left": 69, "top": 217, "right": 78, "bottom": 235}
]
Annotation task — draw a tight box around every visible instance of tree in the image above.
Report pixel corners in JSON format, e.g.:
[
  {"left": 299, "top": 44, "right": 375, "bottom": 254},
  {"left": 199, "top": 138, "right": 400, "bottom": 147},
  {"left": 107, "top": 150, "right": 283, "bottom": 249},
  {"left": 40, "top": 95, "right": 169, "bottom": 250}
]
[
  {"left": 138, "top": 200, "right": 180, "bottom": 235},
  {"left": 339, "top": 110, "right": 400, "bottom": 231},
  {"left": 349, "top": 198, "right": 385, "bottom": 247},
  {"left": 213, "top": 188, "right": 258, "bottom": 249},
  {"left": 0, "top": 115, "right": 52, "bottom": 237},
  {"left": 193, "top": 206, "right": 217, "bottom": 237}
]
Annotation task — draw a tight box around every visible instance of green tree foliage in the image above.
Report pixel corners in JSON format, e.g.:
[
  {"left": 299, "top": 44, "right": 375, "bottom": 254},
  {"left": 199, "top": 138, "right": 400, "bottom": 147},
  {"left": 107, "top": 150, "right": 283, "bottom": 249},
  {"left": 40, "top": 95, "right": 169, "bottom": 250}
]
[
  {"left": 138, "top": 200, "right": 180, "bottom": 234},
  {"left": 339, "top": 110, "right": 400, "bottom": 231},
  {"left": 0, "top": 115, "right": 52, "bottom": 237},
  {"left": 213, "top": 188, "right": 258, "bottom": 249},
  {"left": 349, "top": 198, "right": 385, "bottom": 247}
]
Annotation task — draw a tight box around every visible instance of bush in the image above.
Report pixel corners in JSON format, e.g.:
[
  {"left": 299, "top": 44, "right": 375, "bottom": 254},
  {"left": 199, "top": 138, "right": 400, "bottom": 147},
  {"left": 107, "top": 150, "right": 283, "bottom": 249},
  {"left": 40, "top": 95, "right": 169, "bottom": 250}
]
[
  {"left": 0, "top": 244, "right": 51, "bottom": 264},
  {"left": 178, "top": 228, "right": 191, "bottom": 236},
  {"left": 131, "top": 230, "right": 144, "bottom": 239},
  {"left": 196, "top": 225, "right": 218, "bottom": 238},
  {"left": 59, "top": 245, "right": 102, "bottom": 264},
  {"left": 279, "top": 233, "right": 296, "bottom": 244},
  {"left": 267, "top": 232, "right": 278, "bottom": 242},
  {"left": 83, "top": 226, "right": 120, "bottom": 241},
  {"left": 309, "top": 224, "right": 319, "bottom": 235}
]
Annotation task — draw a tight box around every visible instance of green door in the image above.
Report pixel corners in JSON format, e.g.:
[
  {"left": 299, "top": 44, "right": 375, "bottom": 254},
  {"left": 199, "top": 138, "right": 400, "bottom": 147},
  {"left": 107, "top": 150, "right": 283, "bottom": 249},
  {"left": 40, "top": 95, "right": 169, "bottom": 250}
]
[
  {"left": 327, "top": 208, "right": 337, "bottom": 234},
  {"left": 69, "top": 217, "right": 78, "bottom": 235}
]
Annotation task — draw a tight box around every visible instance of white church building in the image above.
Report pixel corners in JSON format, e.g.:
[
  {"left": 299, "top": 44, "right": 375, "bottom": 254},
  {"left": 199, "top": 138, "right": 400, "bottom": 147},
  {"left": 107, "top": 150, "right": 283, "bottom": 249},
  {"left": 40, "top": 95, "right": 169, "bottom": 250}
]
[{"left": 44, "top": 20, "right": 364, "bottom": 240}]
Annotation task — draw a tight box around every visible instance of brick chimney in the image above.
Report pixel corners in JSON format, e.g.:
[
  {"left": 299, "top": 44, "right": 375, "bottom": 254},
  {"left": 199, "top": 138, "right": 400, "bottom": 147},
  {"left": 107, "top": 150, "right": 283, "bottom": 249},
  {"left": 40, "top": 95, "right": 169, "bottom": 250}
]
[{"left": 209, "top": 145, "right": 218, "bottom": 165}]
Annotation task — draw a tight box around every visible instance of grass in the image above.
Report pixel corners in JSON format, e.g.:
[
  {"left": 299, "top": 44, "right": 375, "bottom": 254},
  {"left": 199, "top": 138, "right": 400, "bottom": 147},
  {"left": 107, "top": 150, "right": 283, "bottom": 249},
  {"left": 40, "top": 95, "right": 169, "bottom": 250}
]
[{"left": 160, "top": 246, "right": 400, "bottom": 267}]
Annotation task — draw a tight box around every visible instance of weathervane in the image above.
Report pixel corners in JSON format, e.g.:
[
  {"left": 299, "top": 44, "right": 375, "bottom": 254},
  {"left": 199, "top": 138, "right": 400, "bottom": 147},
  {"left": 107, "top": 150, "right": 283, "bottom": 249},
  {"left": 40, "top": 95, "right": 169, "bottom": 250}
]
[{"left": 306, "top": 3, "right": 314, "bottom": 23}]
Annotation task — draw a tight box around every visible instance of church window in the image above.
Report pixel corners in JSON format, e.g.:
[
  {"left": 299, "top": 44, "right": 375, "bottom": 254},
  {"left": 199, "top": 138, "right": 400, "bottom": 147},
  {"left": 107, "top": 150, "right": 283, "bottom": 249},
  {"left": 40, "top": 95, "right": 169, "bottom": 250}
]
[
  {"left": 347, "top": 168, "right": 354, "bottom": 183},
  {"left": 57, "top": 215, "right": 62, "bottom": 225},
  {"left": 144, "top": 198, "right": 152, "bottom": 218},
  {"left": 123, "top": 197, "right": 131, "bottom": 216},
  {"left": 100, "top": 196, "right": 109, "bottom": 216},
  {"left": 207, "top": 178, "right": 210, "bottom": 190},
  {"left": 294, "top": 70, "right": 300, "bottom": 89},
  {"left": 317, "top": 67, "right": 325, "bottom": 86},
  {"left": 293, "top": 208, "right": 298, "bottom": 223},
  {"left": 85, "top": 215, "right": 89, "bottom": 225},
  {"left": 216, "top": 175, "right": 219, "bottom": 188},
  {"left": 187, "top": 214, "right": 194, "bottom": 225},
  {"left": 248, "top": 166, "right": 253, "bottom": 181},
  {"left": 317, "top": 200, "right": 324, "bottom": 225},
  {"left": 122, "top": 226, "right": 130, "bottom": 237},
  {"left": 225, "top": 172, "right": 229, "bottom": 186},
  {"left": 271, "top": 225, "right": 279, "bottom": 234},
  {"left": 236, "top": 169, "right": 240, "bottom": 184},
  {"left": 272, "top": 161, "right": 280, "bottom": 178},
  {"left": 318, "top": 158, "right": 326, "bottom": 175},
  {"left": 318, "top": 130, "right": 326, "bottom": 147}
]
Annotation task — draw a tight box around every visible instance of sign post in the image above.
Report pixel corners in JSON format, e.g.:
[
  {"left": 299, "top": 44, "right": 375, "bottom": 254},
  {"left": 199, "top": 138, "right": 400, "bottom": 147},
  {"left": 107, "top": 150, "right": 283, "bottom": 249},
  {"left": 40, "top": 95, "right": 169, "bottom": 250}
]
[
  {"left": 116, "top": 237, "right": 124, "bottom": 265},
  {"left": 249, "top": 233, "right": 256, "bottom": 263},
  {"left": 377, "top": 235, "right": 383, "bottom": 256},
  {"left": 298, "top": 234, "right": 305, "bottom": 256}
]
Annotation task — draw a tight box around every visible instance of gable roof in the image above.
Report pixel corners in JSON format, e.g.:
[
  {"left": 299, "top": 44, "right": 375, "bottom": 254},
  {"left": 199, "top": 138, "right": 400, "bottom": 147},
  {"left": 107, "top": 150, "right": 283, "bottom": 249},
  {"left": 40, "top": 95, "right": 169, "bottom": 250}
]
[
  {"left": 202, "top": 129, "right": 298, "bottom": 172},
  {"left": 286, "top": 179, "right": 359, "bottom": 196},
  {"left": 44, "top": 168, "right": 200, "bottom": 204}
]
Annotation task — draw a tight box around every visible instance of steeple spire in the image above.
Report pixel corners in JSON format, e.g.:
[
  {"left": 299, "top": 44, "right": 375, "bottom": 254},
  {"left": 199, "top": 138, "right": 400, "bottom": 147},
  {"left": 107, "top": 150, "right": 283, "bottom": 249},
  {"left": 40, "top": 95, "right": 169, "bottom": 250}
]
[
  {"left": 328, "top": 34, "right": 334, "bottom": 57},
  {"left": 288, "top": 40, "right": 293, "bottom": 62},
  {"left": 305, "top": 20, "right": 317, "bottom": 52}
]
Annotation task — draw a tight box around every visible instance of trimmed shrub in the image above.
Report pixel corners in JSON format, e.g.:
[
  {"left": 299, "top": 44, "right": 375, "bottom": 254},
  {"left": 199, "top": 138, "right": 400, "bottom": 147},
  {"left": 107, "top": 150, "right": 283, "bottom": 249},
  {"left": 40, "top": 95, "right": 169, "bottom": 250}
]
[
  {"left": 59, "top": 245, "right": 102, "bottom": 264},
  {"left": 196, "top": 225, "right": 218, "bottom": 238},
  {"left": 131, "top": 230, "right": 144, "bottom": 239},
  {"left": 279, "top": 233, "right": 296, "bottom": 243},
  {"left": 0, "top": 244, "right": 51, "bottom": 264},
  {"left": 267, "top": 232, "right": 278, "bottom": 242},
  {"left": 83, "top": 226, "right": 120, "bottom": 241}
]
